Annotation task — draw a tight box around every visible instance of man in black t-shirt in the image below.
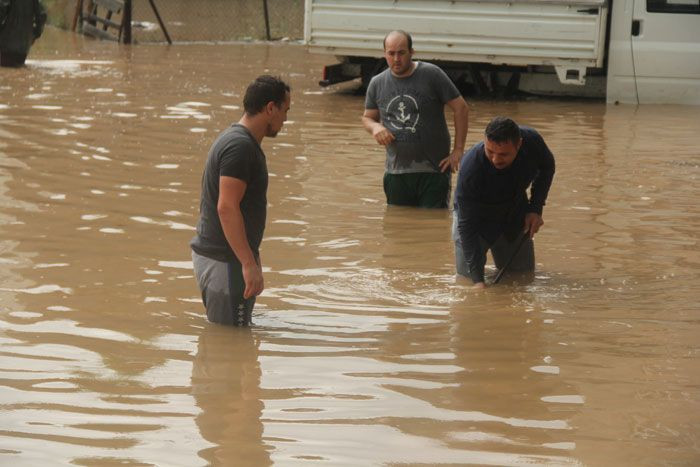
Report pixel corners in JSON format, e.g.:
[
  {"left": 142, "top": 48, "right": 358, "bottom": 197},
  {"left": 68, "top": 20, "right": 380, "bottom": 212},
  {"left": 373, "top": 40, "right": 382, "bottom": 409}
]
[
  {"left": 191, "top": 75, "right": 291, "bottom": 325},
  {"left": 0, "top": 0, "right": 47, "bottom": 67}
]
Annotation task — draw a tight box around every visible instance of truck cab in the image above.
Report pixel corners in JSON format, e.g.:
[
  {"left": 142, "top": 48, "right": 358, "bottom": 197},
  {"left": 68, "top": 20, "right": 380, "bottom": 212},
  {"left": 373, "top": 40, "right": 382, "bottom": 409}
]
[{"left": 607, "top": 0, "right": 700, "bottom": 104}]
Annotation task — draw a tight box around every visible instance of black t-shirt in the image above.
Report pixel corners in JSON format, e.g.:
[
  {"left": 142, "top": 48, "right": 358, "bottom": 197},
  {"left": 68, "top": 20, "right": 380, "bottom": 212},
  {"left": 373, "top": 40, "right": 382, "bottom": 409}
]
[{"left": 190, "top": 124, "right": 268, "bottom": 263}]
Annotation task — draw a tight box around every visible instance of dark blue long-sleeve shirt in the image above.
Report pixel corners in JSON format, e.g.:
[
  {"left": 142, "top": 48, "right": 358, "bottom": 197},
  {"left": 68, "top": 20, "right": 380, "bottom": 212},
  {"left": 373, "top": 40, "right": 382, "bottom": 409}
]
[{"left": 454, "top": 126, "right": 555, "bottom": 283}]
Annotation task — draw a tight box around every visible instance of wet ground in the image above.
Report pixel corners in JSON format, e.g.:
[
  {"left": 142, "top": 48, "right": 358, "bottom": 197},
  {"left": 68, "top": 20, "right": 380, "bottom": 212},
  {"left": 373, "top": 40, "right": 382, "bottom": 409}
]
[{"left": 1, "top": 28, "right": 699, "bottom": 466}]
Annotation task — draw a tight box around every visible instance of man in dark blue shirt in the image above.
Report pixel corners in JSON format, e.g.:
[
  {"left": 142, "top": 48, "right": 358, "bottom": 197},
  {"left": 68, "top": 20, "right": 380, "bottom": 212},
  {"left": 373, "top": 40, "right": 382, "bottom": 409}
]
[{"left": 453, "top": 116, "right": 555, "bottom": 288}]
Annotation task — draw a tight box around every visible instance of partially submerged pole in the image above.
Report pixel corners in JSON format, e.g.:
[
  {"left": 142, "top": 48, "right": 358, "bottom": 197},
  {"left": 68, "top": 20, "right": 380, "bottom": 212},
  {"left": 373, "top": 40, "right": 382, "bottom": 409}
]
[
  {"left": 262, "top": 0, "right": 271, "bottom": 40},
  {"left": 122, "top": 0, "right": 131, "bottom": 44},
  {"left": 148, "top": 0, "right": 172, "bottom": 44}
]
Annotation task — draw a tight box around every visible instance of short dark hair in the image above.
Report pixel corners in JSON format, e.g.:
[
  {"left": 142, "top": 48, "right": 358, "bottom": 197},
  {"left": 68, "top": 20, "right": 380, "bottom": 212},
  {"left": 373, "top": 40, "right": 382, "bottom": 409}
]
[
  {"left": 485, "top": 116, "right": 521, "bottom": 145},
  {"left": 383, "top": 30, "right": 413, "bottom": 51},
  {"left": 243, "top": 75, "right": 290, "bottom": 116}
]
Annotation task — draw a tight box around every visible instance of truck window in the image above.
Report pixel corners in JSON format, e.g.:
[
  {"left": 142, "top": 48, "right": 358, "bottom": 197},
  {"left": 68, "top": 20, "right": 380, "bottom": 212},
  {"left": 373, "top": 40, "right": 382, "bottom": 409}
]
[{"left": 647, "top": 0, "right": 700, "bottom": 14}]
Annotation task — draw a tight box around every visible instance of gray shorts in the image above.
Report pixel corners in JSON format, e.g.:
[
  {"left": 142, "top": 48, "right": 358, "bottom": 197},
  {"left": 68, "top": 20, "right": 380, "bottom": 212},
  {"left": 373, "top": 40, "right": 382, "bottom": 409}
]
[
  {"left": 191, "top": 250, "right": 256, "bottom": 326},
  {"left": 452, "top": 212, "right": 535, "bottom": 278}
]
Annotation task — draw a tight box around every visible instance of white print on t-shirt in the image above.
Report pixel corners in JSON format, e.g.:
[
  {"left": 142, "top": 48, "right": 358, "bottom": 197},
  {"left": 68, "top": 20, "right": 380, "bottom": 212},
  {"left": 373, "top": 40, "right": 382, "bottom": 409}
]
[{"left": 386, "top": 94, "right": 419, "bottom": 133}]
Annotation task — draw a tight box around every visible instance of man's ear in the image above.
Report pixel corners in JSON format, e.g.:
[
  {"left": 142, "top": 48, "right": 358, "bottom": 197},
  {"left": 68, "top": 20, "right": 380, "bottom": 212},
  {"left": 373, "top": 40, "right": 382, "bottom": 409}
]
[
  {"left": 516, "top": 137, "right": 523, "bottom": 151},
  {"left": 265, "top": 101, "right": 276, "bottom": 115}
]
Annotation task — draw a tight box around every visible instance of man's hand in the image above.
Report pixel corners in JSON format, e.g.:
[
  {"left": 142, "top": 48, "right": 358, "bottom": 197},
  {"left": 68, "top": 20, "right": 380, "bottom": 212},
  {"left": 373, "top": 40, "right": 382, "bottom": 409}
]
[
  {"left": 473, "top": 281, "right": 486, "bottom": 289},
  {"left": 439, "top": 148, "right": 464, "bottom": 172},
  {"left": 242, "top": 260, "right": 264, "bottom": 299},
  {"left": 523, "top": 212, "right": 544, "bottom": 238},
  {"left": 372, "top": 124, "right": 395, "bottom": 146},
  {"left": 362, "top": 109, "right": 395, "bottom": 146}
]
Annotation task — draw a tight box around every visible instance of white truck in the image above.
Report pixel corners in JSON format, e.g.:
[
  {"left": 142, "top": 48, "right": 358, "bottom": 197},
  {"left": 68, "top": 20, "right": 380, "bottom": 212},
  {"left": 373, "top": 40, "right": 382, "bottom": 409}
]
[{"left": 303, "top": 0, "right": 700, "bottom": 104}]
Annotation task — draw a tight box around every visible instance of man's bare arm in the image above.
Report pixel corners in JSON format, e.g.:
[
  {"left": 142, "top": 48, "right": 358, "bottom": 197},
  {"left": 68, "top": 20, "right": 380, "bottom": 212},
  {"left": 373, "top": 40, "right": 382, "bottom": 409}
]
[
  {"left": 439, "top": 97, "right": 470, "bottom": 172},
  {"left": 218, "top": 176, "right": 263, "bottom": 298},
  {"left": 362, "top": 108, "right": 395, "bottom": 146}
]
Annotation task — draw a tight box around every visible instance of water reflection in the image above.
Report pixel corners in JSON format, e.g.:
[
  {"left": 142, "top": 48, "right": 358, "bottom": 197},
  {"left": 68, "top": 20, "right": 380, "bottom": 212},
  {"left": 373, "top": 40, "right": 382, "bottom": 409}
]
[{"left": 192, "top": 325, "right": 271, "bottom": 465}]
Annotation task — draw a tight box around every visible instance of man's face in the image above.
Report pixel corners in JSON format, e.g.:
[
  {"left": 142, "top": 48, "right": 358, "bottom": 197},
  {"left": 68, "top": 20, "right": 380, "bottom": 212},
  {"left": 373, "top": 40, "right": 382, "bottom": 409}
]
[
  {"left": 484, "top": 137, "right": 522, "bottom": 170},
  {"left": 384, "top": 33, "right": 413, "bottom": 77},
  {"left": 266, "top": 92, "right": 290, "bottom": 138}
]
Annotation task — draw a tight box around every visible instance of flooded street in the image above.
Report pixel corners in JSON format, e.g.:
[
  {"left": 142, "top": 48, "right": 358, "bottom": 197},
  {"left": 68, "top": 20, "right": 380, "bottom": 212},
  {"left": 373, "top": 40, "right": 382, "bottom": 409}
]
[{"left": 1, "top": 28, "right": 699, "bottom": 466}]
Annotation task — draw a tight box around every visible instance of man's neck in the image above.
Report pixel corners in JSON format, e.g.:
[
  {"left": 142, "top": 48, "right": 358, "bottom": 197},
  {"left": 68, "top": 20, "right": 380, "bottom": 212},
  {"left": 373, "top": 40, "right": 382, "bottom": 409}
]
[
  {"left": 391, "top": 61, "right": 417, "bottom": 78},
  {"left": 238, "top": 115, "right": 265, "bottom": 144}
]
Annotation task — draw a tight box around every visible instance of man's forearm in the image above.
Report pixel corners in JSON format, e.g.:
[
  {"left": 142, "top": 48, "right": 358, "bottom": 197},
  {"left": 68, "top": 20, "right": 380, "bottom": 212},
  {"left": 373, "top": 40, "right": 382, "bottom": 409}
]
[
  {"left": 361, "top": 115, "right": 381, "bottom": 134},
  {"left": 219, "top": 206, "right": 256, "bottom": 266},
  {"left": 529, "top": 137, "right": 555, "bottom": 210},
  {"left": 452, "top": 103, "right": 469, "bottom": 153},
  {"left": 530, "top": 169, "right": 554, "bottom": 213},
  {"left": 457, "top": 209, "right": 486, "bottom": 284},
  {"left": 462, "top": 238, "right": 486, "bottom": 284}
]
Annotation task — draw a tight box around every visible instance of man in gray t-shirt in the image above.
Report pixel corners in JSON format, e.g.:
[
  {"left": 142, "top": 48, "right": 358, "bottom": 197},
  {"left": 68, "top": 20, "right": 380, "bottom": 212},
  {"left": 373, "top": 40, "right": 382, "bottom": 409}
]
[
  {"left": 362, "top": 30, "right": 470, "bottom": 208},
  {"left": 190, "top": 75, "right": 291, "bottom": 326}
]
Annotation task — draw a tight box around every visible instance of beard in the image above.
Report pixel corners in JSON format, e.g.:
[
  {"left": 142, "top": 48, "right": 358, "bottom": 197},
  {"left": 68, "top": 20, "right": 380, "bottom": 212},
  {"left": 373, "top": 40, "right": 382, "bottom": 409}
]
[
  {"left": 266, "top": 124, "right": 280, "bottom": 138},
  {"left": 391, "top": 61, "right": 412, "bottom": 76}
]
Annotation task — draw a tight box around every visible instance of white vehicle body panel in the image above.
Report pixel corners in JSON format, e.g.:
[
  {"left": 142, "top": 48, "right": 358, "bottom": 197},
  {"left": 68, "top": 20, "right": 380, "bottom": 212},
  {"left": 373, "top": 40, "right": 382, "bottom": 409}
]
[
  {"left": 305, "top": 0, "right": 608, "bottom": 84},
  {"left": 305, "top": 0, "right": 700, "bottom": 104},
  {"left": 631, "top": 0, "right": 700, "bottom": 103}
]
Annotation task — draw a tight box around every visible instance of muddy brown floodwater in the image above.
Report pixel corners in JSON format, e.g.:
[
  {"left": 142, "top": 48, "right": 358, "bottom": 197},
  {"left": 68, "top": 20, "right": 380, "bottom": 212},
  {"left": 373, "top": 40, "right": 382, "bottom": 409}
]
[{"left": 1, "top": 28, "right": 699, "bottom": 466}]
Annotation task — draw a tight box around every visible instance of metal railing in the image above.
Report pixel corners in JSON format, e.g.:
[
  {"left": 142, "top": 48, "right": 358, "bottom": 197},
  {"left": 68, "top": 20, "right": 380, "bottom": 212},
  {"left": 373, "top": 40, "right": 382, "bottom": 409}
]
[
  {"left": 129, "top": 0, "right": 304, "bottom": 43},
  {"left": 71, "top": 0, "right": 304, "bottom": 43}
]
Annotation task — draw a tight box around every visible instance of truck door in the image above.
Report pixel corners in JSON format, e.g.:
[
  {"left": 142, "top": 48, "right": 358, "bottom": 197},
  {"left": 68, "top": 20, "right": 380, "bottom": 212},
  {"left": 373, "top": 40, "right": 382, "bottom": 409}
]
[{"left": 631, "top": 0, "right": 700, "bottom": 104}]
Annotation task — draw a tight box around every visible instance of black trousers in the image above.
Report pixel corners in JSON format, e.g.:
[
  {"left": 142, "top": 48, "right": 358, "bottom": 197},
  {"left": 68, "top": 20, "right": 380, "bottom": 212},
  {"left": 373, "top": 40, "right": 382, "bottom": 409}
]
[{"left": 0, "top": 51, "right": 28, "bottom": 67}]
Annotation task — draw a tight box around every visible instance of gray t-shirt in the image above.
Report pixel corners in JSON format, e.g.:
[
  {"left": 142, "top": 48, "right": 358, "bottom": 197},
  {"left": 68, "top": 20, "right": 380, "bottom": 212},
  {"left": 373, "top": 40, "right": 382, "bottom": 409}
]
[
  {"left": 190, "top": 124, "right": 268, "bottom": 264},
  {"left": 365, "top": 62, "right": 461, "bottom": 174}
]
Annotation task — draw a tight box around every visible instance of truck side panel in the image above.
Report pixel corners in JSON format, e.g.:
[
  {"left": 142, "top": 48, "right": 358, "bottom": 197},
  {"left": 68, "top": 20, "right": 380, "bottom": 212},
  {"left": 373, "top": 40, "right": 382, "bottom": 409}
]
[{"left": 305, "top": 0, "right": 608, "bottom": 68}]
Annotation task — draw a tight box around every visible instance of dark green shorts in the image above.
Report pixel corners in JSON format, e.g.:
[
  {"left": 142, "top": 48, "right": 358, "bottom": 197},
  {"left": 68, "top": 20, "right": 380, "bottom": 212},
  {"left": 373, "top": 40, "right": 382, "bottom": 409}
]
[{"left": 383, "top": 172, "right": 451, "bottom": 208}]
